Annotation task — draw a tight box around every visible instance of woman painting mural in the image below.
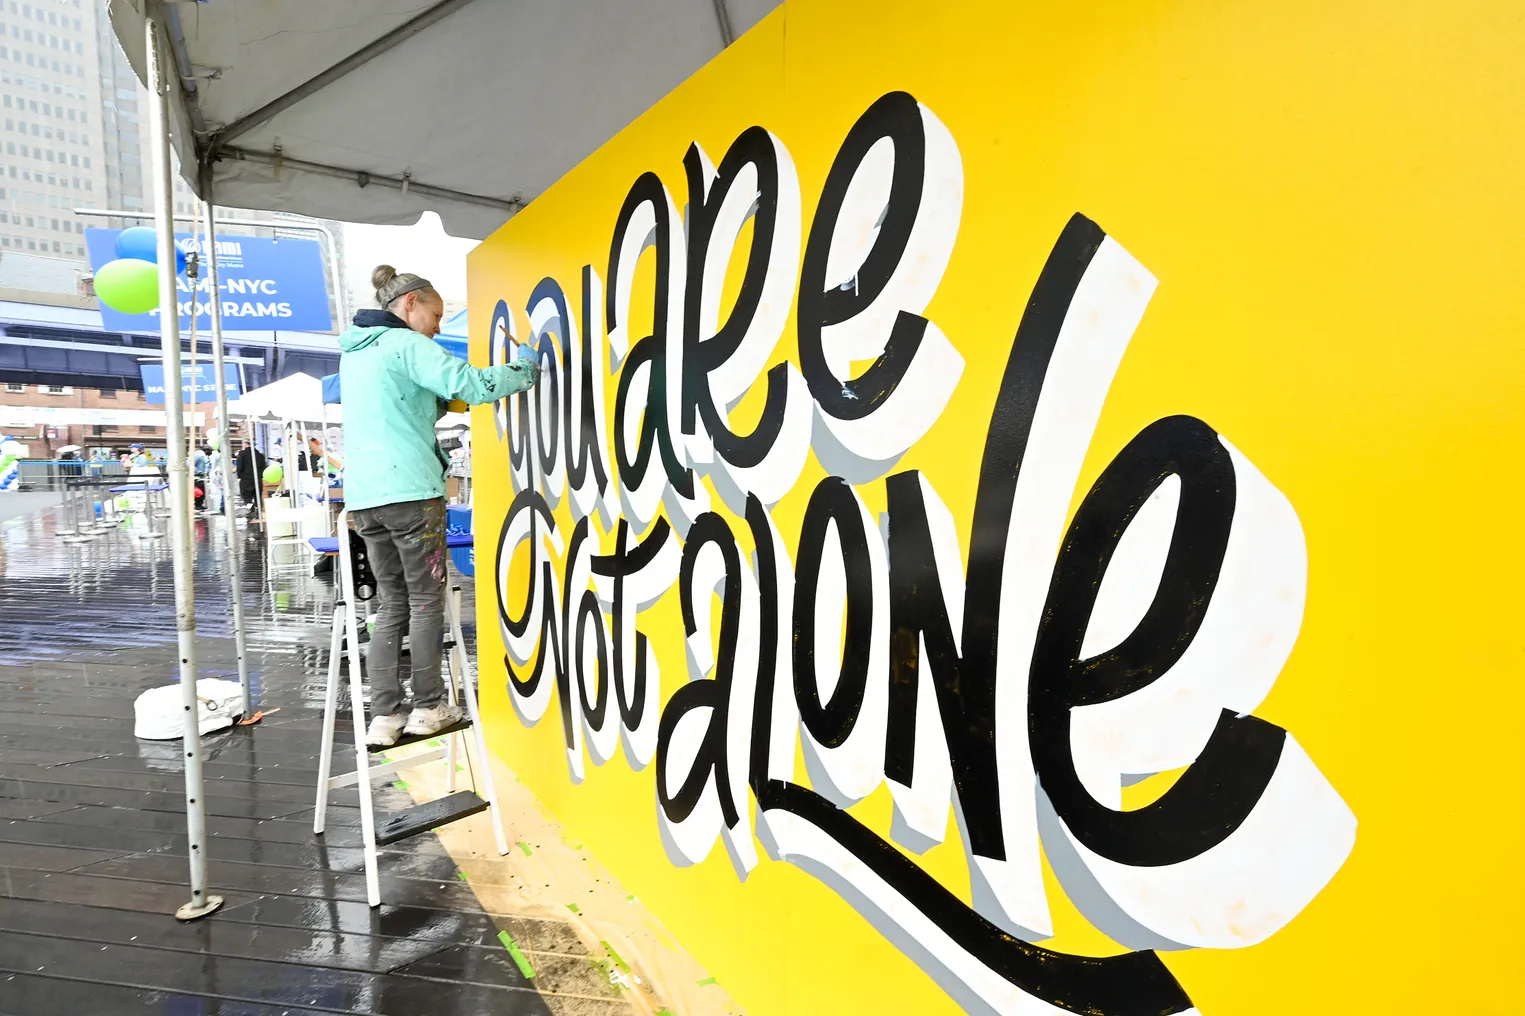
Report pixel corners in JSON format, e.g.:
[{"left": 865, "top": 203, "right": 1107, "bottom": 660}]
[{"left": 341, "top": 265, "right": 537, "bottom": 747}]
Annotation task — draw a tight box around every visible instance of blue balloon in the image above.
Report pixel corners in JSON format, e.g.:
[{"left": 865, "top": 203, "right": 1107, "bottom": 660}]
[
  {"left": 115, "top": 226, "right": 157, "bottom": 261},
  {"left": 114, "top": 225, "right": 189, "bottom": 275}
]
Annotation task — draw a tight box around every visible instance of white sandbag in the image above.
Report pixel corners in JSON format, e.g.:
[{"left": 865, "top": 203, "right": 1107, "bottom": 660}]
[{"left": 134, "top": 679, "right": 244, "bottom": 740}]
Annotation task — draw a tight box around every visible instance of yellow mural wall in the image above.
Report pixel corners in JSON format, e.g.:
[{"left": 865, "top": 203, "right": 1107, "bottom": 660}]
[{"left": 466, "top": 2, "right": 1525, "bottom": 1013}]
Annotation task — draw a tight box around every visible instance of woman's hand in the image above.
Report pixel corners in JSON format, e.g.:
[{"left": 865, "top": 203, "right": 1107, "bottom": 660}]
[{"left": 509, "top": 353, "right": 539, "bottom": 388}]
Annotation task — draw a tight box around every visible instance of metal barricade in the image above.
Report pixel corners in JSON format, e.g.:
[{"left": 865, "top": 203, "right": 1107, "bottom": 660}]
[{"left": 15, "top": 459, "right": 128, "bottom": 492}]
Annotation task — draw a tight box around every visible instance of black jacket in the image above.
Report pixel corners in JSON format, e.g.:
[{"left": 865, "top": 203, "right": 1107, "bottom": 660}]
[{"left": 235, "top": 447, "right": 267, "bottom": 495}]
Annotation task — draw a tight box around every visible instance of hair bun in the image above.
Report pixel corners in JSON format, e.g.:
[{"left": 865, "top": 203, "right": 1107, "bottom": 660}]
[{"left": 371, "top": 264, "right": 398, "bottom": 290}]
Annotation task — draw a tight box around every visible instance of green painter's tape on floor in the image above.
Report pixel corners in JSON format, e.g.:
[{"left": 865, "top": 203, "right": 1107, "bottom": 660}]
[
  {"left": 566, "top": 902, "right": 581, "bottom": 914},
  {"left": 601, "top": 940, "right": 631, "bottom": 973},
  {"left": 517, "top": 840, "right": 533, "bottom": 856},
  {"left": 697, "top": 976, "right": 717, "bottom": 986},
  {"left": 498, "top": 930, "right": 535, "bottom": 980}
]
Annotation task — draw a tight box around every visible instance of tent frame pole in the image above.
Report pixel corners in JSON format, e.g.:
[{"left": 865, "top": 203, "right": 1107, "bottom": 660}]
[
  {"left": 148, "top": 8, "right": 222, "bottom": 922},
  {"left": 186, "top": 201, "right": 198, "bottom": 542},
  {"left": 205, "top": 195, "right": 252, "bottom": 717}
]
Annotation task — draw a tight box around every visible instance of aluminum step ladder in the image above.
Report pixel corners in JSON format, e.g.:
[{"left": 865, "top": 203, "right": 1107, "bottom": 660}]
[{"left": 312, "top": 509, "right": 509, "bottom": 906}]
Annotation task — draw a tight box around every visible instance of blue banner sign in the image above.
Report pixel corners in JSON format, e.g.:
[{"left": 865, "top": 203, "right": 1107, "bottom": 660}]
[
  {"left": 139, "top": 363, "right": 242, "bottom": 406},
  {"left": 86, "top": 229, "right": 333, "bottom": 333}
]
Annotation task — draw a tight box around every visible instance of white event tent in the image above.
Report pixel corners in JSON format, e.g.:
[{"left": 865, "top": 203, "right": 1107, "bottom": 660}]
[
  {"left": 228, "top": 371, "right": 339, "bottom": 425},
  {"left": 108, "top": 0, "right": 775, "bottom": 237},
  {"left": 105, "top": 0, "right": 773, "bottom": 919}
]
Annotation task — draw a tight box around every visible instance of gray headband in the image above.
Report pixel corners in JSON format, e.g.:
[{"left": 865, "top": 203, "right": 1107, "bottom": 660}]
[{"left": 382, "top": 276, "right": 433, "bottom": 306}]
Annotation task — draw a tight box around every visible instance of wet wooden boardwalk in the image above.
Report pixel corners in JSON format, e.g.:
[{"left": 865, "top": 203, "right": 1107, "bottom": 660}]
[{"left": 0, "top": 502, "right": 621, "bottom": 1015}]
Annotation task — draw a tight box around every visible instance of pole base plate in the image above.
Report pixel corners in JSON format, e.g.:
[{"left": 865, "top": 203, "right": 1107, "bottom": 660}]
[{"left": 175, "top": 894, "right": 225, "bottom": 922}]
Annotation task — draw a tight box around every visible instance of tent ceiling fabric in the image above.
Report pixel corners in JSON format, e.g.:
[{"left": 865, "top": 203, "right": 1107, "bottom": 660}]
[{"left": 108, "top": 0, "right": 778, "bottom": 239}]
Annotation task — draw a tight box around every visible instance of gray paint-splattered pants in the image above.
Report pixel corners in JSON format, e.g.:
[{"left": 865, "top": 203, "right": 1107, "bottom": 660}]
[{"left": 352, "top": 497, "right": 448, "bottom": 716}]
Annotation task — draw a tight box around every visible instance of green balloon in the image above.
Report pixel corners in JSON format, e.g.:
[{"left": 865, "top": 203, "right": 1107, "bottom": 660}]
[
  {"left": 262, "top": 463, "right": 284, "bottom": 485},
  {"left": 94, "top": 258, "right": 159, "bottom": 314}
]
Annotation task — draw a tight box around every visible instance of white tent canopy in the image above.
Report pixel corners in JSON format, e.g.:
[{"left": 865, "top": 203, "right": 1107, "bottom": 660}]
[
  {"left": 228, "top": 371, "right": 340, "bottom": 423},
  {"left": 108, "top": 0, "right": 778, "bottom": 920},
  {"left": 108, "top": 0, "right": 777, "bottom": 239}
]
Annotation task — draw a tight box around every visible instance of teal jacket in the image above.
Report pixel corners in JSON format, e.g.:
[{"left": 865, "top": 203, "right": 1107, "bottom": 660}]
[{"left": 338, "top": 310, "right": 535, "bottom": 511}]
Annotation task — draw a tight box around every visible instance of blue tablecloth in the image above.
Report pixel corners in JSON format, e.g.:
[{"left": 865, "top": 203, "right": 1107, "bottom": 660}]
[{"left": 446, "top": 505, "right": 474, "bottom": 576}]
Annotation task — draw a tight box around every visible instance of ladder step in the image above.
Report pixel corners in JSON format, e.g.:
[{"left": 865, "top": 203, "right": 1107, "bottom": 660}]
[
  {"left": 366, "top": 717, "right": 473, "bottom": 753},
  {"left": 375, "top": 791, "right": 489, "bottom": 846}
]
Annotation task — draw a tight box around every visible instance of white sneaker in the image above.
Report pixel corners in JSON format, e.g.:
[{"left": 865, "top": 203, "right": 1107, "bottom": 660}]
[
  {"left": 365, "top": 712, "right": 407, "bottom": 748},
  {"left": 403, "top": 703, "right": 464, "bottom": 737}
]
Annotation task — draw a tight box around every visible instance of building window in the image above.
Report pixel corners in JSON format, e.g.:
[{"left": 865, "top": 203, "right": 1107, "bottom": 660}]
[
  {"left": 139, "top": 425, "right": 155, "bottom": 435},
  {"left": 43, "top": 384, "right": 69, "bottom": 395},
  {"left": 4, "top": 382, "right": 23, "bottom": 393},
  {"left": 99, "top": 388, "right": 116, "bottom": 399}
]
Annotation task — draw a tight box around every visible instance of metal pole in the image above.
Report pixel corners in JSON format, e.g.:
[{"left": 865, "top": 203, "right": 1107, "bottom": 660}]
[
  {"left": 319, "top": 402, "right": 334, "bottom": 535},
  {"left": 186, "top": 202, "right": 198, "bottom": 539},
  {"left": 206, "top": 198, "right": 251, "bottom": 717},
  {"left": 147, "top": 11, "right": 222, "bottom": 923}
]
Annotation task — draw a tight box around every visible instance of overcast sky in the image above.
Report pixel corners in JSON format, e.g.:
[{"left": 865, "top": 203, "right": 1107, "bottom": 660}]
[{"left": 341, "top": 212, "right": 478, "bottom": 311}]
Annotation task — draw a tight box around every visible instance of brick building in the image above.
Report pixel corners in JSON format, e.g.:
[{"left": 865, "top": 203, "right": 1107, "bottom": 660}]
[{"left": 0, "top": 378, "right": 191, "bottom": 458}]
